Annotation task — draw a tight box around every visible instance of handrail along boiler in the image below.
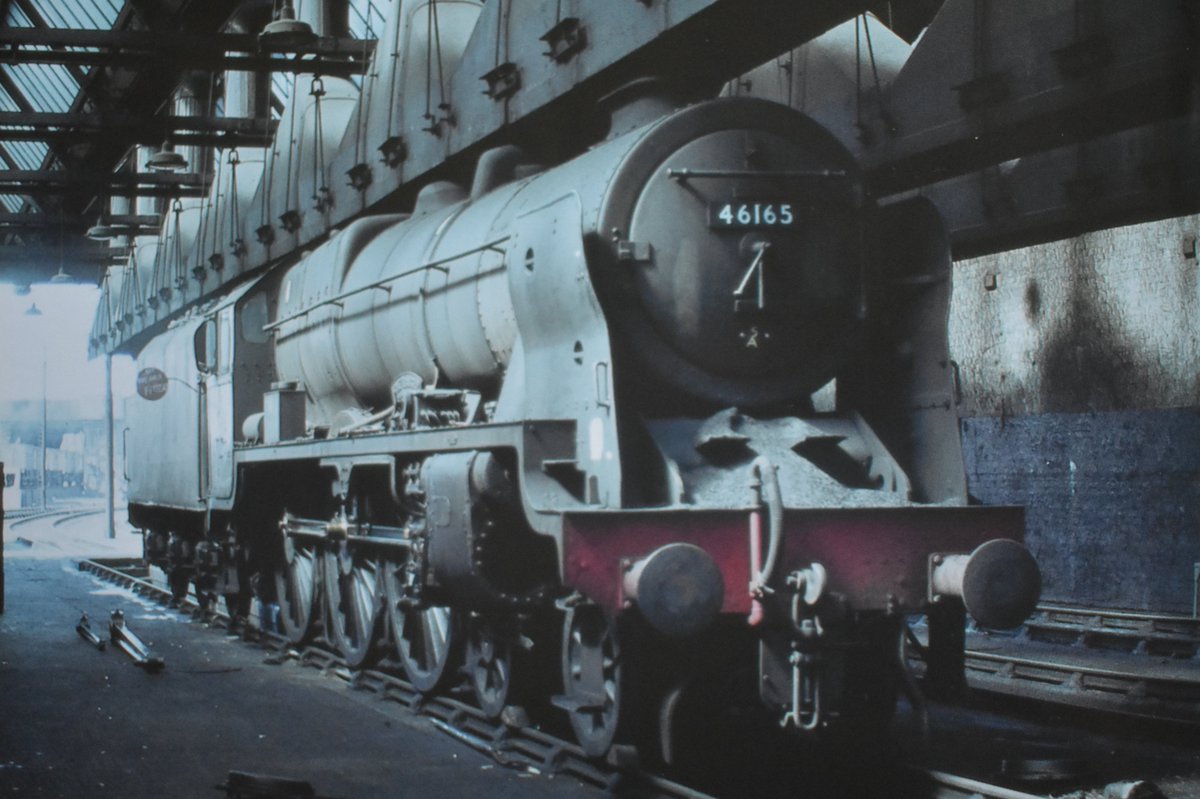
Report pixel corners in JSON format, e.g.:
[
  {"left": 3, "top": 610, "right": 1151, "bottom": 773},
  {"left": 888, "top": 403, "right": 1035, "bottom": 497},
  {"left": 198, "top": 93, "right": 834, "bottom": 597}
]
[{"left": 125, "top": 91, "right": 1040, "bottom": 758}]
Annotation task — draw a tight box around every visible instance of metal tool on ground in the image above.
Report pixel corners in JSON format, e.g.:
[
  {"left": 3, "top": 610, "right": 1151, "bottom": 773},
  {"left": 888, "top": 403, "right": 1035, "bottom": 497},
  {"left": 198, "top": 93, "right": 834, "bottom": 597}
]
[
  {"left": 75, "top": 612, "right": 106, "bottom": 650},
  {"left": 108, "top": 609, "right": 165, "bottom": 672}
]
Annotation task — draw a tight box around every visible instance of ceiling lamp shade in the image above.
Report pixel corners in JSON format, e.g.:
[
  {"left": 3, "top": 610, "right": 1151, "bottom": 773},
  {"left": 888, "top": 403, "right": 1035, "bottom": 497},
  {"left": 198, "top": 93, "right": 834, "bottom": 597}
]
[
  {"left": 50, "top": 267, "right": 72, "bottom": 283},
  {"left": 87, "top": 218, "right": 116, "bottom": 240},
  {"left": 147, "top": 147, "right": 188, "bottom": 172},
  {"left": 259, "top": 1, "right": 316, "bottom": 51}
]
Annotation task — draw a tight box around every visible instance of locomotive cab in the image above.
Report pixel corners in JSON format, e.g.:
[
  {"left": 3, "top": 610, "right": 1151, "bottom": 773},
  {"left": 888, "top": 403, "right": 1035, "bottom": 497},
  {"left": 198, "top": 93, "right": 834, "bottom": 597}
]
[
  {"left": 129, "top": 278, "right": 276, "bottom": 601},
  {"left": 191, "top": 282, "right": 276, "bottom": 508}
]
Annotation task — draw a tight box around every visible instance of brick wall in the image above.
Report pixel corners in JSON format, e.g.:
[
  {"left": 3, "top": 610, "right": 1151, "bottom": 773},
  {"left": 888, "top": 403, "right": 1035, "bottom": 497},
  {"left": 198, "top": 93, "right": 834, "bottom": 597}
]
[{"left": 949, "top": 214, "right": 1200, "bottom": 613}]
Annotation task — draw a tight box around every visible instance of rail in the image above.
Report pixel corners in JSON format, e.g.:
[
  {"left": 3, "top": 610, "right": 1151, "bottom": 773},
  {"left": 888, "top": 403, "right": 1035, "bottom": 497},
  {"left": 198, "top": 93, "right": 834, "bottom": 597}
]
[
  {"left": 964, "top": 647, "right": 1200, "bottom": 724},
  {"left": 1026, "top": 604, "right": 1200, "bottom": 656},
  {"left": 7, "top": 505, "right": 103, "bottom": 529},
  {"left": 889, "top": 602, "right": 1200, "bottom": 723}
]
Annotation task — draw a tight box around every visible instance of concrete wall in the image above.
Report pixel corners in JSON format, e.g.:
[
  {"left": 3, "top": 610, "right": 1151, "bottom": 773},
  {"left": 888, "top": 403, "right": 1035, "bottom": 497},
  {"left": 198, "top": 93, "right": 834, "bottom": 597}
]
[
  {"left": 949, "top": 214, "right": 1200, "bottom": 613},
  {"left": 951, "top": 214, "right": 1200, "bottom": 416}
]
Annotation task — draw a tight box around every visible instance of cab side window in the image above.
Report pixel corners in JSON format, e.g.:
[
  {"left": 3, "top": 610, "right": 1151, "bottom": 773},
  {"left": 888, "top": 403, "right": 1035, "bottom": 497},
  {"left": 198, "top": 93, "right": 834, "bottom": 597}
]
[
  {"left": 218, "top": 308, "right": 234, "bottom": 376},
  {"left": 194, "top": 319, "right": 217, "bottom": 374}
]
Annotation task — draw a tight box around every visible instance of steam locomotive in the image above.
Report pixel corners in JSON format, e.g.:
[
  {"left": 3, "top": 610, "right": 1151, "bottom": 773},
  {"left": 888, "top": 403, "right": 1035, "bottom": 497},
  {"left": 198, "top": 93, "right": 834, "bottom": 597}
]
[{"left": 125, "top": 87, "right": 1040, "bottom": 759}]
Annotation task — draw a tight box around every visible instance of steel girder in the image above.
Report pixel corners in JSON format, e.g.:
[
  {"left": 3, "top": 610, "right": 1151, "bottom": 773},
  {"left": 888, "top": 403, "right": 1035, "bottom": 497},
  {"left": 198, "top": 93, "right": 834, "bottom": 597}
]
[
  {"left": 859, "top": 0, "right": 1195, "bottom": 197},
  {"left": 0, "top": 169, "right": 206, "bottom": 201},
  {"left": 0, "top": 212, "right": 158, "bottom": 230},
  {"left": 0, "top": 28, "right": 373, "bottom": 75}
]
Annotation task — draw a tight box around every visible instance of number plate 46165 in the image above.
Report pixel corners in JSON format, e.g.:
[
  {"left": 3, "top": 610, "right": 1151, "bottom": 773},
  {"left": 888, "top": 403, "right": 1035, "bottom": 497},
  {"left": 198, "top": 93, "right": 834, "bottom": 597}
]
[{"left": 708, "top": 201, "right": 796, "bottom": 229}]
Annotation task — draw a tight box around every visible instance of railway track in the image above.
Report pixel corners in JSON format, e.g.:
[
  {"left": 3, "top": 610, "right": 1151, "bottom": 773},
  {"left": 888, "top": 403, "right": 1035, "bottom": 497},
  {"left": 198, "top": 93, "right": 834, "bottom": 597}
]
[
  {"left": 76, "top": 557, "right": 1163, "bottom": 799},
  {"left": 7, "top": 505, "right": 104, "bottom": 529},
  {"left": 1025, "top": 605, "right": 1200, "bottom": 659},
  {"left": 961, "top": 605, "right": 1200, "bottom": 724}
]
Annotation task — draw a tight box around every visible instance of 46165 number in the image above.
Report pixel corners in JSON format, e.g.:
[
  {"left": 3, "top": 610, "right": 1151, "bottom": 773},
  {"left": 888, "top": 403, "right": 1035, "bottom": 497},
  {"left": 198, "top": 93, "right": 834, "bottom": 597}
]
[{"left": 709, "top": 201, "right": 796, "bottom": 229}]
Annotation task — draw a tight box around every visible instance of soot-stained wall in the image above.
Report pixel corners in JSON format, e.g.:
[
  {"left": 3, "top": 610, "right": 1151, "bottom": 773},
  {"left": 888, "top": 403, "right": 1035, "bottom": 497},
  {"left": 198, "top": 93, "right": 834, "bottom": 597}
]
[{"left": 949, "top": 214, "right": 1200, "bottom": 613}]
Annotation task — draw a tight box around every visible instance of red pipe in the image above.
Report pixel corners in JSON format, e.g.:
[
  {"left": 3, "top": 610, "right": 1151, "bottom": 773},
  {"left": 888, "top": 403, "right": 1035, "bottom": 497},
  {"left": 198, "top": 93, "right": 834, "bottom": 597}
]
[{"left": 748, "top": 508, "right": 764, "bottom": 626}]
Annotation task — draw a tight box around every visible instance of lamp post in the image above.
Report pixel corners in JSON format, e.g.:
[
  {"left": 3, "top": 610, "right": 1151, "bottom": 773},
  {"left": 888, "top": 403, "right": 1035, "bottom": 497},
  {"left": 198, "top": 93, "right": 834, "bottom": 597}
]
[
  {"left": 24, "top": 302, "right": 47, "bottom": 509},
  {"left": 105, "top": 354, "right": 114, "bottom": 539}
]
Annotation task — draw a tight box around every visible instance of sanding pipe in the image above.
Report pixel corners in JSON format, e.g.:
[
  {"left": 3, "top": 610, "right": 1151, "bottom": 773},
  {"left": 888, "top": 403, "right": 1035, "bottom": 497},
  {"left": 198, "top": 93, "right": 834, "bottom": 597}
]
[
  {"left": 75, "top": 613, "right": 106, "bottom": 651},
  {"left": 108, "top": 609, "right": 165, "bottom": 673}
]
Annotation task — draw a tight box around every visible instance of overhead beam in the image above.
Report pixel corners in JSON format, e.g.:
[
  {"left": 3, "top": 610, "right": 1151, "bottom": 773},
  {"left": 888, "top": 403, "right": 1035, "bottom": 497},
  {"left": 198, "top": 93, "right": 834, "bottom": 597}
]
[
  {"left": 0, "top": 50, "right": 369, "bottom": 76},
  {"left": 0, "top": 243, "right": 121, "bottom": 264},
  {"left": 0, "top": 170, "right": 206, "bottom": 199},
  {"left": 0, "top": 212, "right": 158, "bottom": 229},
  {"left": 0, "top": 169, "right": 204, "bottom": 187},
  {"left": 84, "top": 186, "right": 203, "bottom": 199},
  {"left": 861, "top": 0, "right": 1195, "bottom": 197},
  {"left": 0, "top": 111, "right": 274, "bottom": 150},
  {"left": 0, "top": 111, "right": 273, "bottom": 135},
  {"left": 0, "top": 27, "right": 371, "bottom": 55},
  {"left": 0, "top": 129, "right": 272, "bottom": 148},
  {"left": 921, "top": 113, "right": 1200, "bottom": 260},
  {"left": 0, "top": 29, "right": 374, "bottom": 75}
]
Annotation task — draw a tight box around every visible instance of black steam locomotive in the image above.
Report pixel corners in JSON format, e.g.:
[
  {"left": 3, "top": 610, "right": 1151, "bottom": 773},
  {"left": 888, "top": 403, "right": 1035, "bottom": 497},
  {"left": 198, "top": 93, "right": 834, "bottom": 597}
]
[{"left": 125, "top": 89, "right": 1039, "bottom": 758}]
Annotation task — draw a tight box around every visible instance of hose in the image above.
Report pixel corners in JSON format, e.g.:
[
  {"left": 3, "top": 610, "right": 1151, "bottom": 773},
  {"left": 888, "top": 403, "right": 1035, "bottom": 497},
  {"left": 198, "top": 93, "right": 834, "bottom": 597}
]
[{"left": 750, "top": 455, "right": 783, "bottom": 592}]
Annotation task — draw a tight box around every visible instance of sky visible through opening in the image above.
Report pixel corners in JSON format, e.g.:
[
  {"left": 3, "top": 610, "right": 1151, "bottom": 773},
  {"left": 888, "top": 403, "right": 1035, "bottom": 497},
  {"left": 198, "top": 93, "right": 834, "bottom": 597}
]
[{"left": 0, "top": 284, "right": 135, "bottom": 416}]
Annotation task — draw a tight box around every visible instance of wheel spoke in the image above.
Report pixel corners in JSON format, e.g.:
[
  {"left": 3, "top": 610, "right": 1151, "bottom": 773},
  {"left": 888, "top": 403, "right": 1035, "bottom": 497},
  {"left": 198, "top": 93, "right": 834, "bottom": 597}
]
[
  {"left": 561, "top": 604, "right": 622, "bottom": 757},
  {"left": 382, "top": 557, "right": 457, "bottom": 694},
  {"left": 275, "top": 541, "right": 317, "bottom": 646},
  {"left": 466, "top": 616, "right": 514, "bottom": 719},
  {"left": 421, "top": 610, "right": 440, "bottom": 663},
  {"left": 324, "top": 549, "right": 381, "bottom": 669}
]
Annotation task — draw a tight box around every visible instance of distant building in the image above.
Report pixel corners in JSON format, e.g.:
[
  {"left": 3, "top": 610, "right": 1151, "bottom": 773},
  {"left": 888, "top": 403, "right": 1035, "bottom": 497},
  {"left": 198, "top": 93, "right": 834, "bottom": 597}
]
[
  {"left": 3, "top": 467, "right": 21, "bottom": 511},
  {"left": 0, "top": 400, "right": 125, "bottom": 508}
]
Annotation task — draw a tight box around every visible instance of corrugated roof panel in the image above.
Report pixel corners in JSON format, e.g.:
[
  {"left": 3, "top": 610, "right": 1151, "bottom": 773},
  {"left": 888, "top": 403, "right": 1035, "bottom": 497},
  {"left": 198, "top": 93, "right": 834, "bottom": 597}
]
[
  {"left": 25, "top": 0, "right": 122, "bottom": 30},
  {"left": 3, "top": 62, "right": 79, "bottom": 114},
  {"left": 3, "top": 56, "right": 79, "bottom": 113},
  {"left": 0, "top": 84, "right": 20, "bottom": 113},
  {"left": 5, "top": 140, "right": 50, "bottom": 170},
  {"left": 1, "top": 0, "right": 84, "bottom": 116},
  {"left": 5, "top": 4, "right": 33, "bottom": 27},
  {"left": 0, "top": 1, "right": 120, "bottom": 124},
  {"left": 0, "top": 0, "right": 125, "bottom": 227}
]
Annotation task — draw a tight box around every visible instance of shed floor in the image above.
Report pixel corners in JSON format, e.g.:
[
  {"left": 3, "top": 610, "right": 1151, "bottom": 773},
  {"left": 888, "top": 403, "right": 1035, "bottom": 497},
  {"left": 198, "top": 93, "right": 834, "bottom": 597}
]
[{"left": 0, "top": 513, "right": 599, "bottom": 799}]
